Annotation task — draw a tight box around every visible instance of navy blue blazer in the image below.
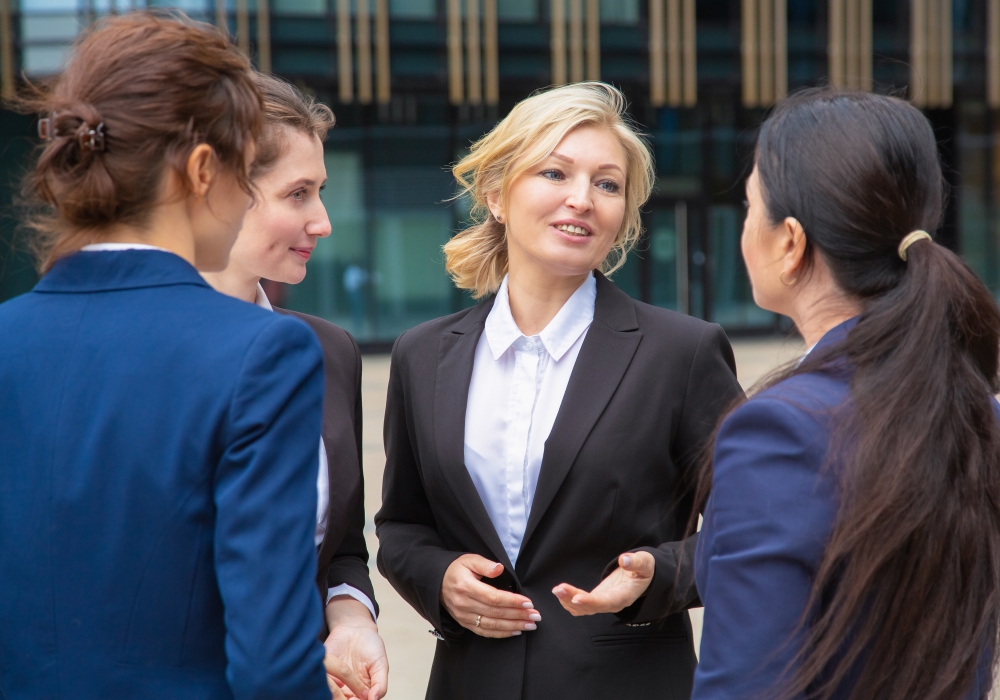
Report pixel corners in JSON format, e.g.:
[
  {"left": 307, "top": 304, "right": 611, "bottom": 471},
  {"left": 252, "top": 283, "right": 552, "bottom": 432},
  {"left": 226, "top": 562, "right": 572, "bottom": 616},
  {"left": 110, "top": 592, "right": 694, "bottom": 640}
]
[
  {"left": 0, "top": 250, "right": 330, "bottom": 700},
  {"left": 693, "top": 319, "right": 997, "bottom": 699}
]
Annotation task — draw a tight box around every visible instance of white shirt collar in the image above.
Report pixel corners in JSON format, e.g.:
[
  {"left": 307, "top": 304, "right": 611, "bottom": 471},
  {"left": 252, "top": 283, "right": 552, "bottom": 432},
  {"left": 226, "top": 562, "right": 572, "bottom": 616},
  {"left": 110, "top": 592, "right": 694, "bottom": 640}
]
[
  {"left": 484, "top": 273, "right": 597, "bottom": 362},
  {"left": 81, "top": 243, "right": 171, "bottom": 253},
  {"left": 254, "top": 283, "right": 273, "bottom": 311}
]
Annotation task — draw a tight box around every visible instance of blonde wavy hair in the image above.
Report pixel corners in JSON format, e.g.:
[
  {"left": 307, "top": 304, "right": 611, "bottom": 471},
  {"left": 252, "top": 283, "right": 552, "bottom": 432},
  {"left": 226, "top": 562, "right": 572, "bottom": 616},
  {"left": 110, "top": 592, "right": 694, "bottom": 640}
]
[{"left": 444, "top": 82, "right": 655, "bottom": 298}]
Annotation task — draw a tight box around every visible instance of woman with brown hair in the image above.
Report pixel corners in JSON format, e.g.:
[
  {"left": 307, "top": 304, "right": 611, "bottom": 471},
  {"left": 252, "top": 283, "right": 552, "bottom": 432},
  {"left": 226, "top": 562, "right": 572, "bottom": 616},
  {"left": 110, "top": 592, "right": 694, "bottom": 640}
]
[
  {"left": 693, "top": 88, "right": 1000, "bottom": 700},
  {"left": 0, "top": 13, "right": 365, "bottom": 700},
  {"left": 204, "top": 73, "right": 388, "bottom": 700}
]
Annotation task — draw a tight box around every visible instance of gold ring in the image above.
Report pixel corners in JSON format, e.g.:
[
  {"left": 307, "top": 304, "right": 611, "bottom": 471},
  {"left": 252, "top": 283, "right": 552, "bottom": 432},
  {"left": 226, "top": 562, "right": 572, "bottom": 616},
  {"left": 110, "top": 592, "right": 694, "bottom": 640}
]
[{"left": 475, "top": 615, "right": 482, "bottom": 628}]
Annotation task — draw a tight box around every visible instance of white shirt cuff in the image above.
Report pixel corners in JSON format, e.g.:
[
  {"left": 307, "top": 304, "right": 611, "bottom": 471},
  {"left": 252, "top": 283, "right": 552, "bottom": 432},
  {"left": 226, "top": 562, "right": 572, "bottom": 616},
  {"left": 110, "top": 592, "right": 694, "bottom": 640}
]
[{"left": 326, "top": 584, "right": 377, "bottom": 622}]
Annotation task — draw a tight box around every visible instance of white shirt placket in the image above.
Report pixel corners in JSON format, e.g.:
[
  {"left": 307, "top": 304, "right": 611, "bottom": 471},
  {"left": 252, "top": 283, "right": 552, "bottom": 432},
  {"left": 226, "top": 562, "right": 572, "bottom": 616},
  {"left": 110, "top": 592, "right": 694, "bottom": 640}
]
[{"left": 503, "top": 336, "right": 542, "bottom": 560}]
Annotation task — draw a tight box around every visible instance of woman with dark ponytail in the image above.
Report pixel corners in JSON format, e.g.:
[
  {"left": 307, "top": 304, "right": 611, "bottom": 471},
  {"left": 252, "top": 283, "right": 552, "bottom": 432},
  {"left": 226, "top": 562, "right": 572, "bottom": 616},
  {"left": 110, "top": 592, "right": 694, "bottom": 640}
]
[{"left": 693, "top": 88, "right": 1000, "bottom": 700}]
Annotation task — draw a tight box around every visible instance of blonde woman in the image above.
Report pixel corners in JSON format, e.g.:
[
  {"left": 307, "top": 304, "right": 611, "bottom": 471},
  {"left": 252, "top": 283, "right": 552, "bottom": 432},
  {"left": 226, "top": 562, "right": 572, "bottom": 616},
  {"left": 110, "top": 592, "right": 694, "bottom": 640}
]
[{"left": 375, "top": 82, "right": 743, "bottom": 699}]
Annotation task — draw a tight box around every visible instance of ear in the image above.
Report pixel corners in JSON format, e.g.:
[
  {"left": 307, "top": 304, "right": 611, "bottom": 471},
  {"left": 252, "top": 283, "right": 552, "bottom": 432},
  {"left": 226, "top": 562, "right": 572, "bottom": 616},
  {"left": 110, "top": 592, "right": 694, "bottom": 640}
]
[
  {"left": 485, "top": 190, "right": 504, "bottom": 222},
  {"left": 185, "top": 144, "right": 218, "bottom": 198},
  {"left": 782, "top": 217, "right": 808, "bottom": 281}
]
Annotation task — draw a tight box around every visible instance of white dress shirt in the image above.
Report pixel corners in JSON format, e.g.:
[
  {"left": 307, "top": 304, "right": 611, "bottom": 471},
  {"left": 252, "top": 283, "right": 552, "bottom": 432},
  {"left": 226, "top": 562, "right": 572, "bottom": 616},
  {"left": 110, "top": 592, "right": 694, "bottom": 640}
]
[{"left": 464, "top": 273, "right": 596, "bottom": 565}]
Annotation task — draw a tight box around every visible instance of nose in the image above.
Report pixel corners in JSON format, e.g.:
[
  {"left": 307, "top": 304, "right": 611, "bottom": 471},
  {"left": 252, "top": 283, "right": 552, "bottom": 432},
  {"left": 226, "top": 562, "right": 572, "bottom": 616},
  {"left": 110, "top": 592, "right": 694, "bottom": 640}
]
[
  {"left": 307, "top": 204, "right": 332, "bottom": 238},
  {"left": 564, "top": 175, "right": 593, "bottom": 213}
]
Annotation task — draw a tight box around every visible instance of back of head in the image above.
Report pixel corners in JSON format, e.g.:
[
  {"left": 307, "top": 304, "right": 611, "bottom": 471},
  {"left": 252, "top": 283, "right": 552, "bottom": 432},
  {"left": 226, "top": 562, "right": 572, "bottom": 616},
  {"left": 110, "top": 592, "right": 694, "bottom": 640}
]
[
  {"left": 19, "top": 11, "right": 263, "bottom": 272},
  {"left": 250, "top": 73, "right": 335, "bottom": 180},
  {"left": 755, "top": 88, "right": 1000, "bottom": 700},
  {"left": 444, "top": 81, "right": 654, "bottom": 298}
]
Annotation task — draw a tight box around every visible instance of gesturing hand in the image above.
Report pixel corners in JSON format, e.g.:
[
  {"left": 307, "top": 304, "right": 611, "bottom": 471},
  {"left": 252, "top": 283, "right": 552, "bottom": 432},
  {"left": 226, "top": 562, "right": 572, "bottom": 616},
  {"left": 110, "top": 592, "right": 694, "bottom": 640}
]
[
  {"left": 440, "top": 554, "right": 541, "bottom": 638},
  {"left": 324, "top": 596, "right": 388, "bottom": 700},
  {"left": 551, "top": 551, "right": 655, "bottom": 616}
]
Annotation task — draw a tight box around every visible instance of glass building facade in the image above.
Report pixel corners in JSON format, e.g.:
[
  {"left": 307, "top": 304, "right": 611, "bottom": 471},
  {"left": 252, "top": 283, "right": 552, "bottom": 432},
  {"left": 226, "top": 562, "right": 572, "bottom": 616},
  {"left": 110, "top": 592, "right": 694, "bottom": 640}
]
[{"left": 1, "top": 0, "right": 999, "bottom": 346}]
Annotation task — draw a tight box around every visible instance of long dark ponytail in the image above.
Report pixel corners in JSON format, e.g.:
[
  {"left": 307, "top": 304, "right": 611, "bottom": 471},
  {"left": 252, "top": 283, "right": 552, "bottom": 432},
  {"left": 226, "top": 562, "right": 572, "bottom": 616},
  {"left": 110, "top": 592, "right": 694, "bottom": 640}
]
[{"left": 716, "top": 88, "right": 1000, "bottom": 700}]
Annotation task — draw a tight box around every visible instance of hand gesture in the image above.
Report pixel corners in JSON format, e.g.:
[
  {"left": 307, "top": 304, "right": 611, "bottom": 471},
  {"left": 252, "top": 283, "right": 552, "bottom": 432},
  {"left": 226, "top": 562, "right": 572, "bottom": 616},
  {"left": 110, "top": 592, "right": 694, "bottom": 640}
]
[
  {"left": 440, "top": 554, "right": 541, "bottom": 638},
  {"left": 323, "top": 648, "right": 369, "bottom": 700},
  {"left": 551, "top": 551, "right": 655, "bottom": 616},
  {"left": 324, "top": 597, "right": 388, "bottom": 699}
]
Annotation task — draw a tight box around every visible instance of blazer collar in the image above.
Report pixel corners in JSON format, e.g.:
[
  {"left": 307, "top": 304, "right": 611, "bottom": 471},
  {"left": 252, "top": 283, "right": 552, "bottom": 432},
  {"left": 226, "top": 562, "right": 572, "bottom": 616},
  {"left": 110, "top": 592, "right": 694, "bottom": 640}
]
[{"left": 34, "top": 250, "right": 210, "bottom": 294}]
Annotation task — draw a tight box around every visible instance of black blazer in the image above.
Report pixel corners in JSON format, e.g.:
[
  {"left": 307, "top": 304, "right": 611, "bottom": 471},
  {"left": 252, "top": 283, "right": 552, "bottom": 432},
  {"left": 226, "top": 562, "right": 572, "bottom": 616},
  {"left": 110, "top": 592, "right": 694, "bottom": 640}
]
[
  {"left": 375, "top": 274, "right": 743, "bottom": 700},
  {"left": 275, "top": 308, "right": 378, "bottom": 619}
]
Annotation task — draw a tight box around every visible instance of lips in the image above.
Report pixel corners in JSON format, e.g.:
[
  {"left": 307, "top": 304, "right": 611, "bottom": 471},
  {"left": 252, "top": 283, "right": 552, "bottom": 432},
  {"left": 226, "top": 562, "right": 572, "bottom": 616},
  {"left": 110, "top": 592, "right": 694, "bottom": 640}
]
[{"left": 292, "top": 248, "right": 313, "bottom": 260}]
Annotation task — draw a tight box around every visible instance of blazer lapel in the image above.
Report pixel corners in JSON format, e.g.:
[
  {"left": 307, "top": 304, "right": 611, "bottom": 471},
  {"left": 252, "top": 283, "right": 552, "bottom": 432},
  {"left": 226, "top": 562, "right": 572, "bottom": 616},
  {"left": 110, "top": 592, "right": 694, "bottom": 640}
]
[
  {"left": 433, "top": 299, "right": 517, "bottom": 575},
  {"left": 520, "top": 274, "right": 642, "bottom": 554}
]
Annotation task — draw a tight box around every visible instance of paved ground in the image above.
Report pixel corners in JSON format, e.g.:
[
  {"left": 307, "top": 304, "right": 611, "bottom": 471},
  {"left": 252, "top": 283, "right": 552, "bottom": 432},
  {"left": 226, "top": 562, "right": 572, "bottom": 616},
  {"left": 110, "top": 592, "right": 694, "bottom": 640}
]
[{"left": 358, "top": 336, "right": 807, "bottom": 699}]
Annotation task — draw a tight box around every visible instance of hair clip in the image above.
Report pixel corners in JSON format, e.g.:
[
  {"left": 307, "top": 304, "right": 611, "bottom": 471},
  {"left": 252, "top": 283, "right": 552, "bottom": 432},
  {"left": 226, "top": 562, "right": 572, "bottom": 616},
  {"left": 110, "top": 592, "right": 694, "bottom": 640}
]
[
  {"left": 37, "top": 117, "right": 52, "bottom": 141},
  {"left": 79, "top": 123, "right": 106, "bottom": 153}
]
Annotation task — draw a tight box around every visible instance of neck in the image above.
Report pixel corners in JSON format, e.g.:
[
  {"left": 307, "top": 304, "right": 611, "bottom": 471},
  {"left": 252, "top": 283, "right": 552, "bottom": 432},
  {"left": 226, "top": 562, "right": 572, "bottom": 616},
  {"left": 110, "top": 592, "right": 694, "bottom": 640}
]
[
  {"left": 100, "top": 201, "right": 196, "bottom": 266},
  {"left": 202, "top": 265, "right": 260, "bottom": 304},
  {"left": 505, "top": 264, "right": 590, "bottom": 336},
  {"left": 790, "top": 290, "right": 862, "bottom": 349}
]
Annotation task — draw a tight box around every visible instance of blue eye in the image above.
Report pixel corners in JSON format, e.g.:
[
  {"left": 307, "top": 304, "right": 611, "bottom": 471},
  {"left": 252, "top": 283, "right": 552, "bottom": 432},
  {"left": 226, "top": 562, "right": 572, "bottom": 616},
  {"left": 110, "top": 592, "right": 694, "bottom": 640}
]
[
  {"left": 540, "top": 169, "right": 564, "bottom": 181},
  {"left": 598, "top": 180, "right": 621, "bottom": 194},
  {"left": 291, "top": 189, "right": 306, "bottom": 201}
]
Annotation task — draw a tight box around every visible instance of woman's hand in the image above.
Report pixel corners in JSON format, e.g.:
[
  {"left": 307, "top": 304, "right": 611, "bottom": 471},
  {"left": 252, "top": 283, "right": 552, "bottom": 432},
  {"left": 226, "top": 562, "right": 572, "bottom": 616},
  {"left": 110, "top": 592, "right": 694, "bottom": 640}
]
[
  {"left": 324, "top": 596, "right": 388, "bottom": 699},
  {"left": 440, "top": 554, "right": 541, "bottom": 638},
  {"left": 323, "top": 647, "right": 369, "bottom": 700},
  {"left": 551, "top": 551, "right": 655, "bottom": 616}
]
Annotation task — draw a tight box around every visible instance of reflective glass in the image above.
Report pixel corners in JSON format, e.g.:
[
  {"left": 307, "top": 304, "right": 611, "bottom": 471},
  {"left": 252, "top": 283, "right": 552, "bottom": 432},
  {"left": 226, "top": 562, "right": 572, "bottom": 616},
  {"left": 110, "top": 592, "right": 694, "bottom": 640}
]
[
  {"left": 599, "top": 0, "right": 638, "bottom": 24},
  {"left": 709, "top": 204, "right": 772, "bottom": 327},
  {"left": 498, "top": 0, "right": 536, "bottom": 21},
  {"left": 389, "top": 0, "right": 435, "bottom": 18}
]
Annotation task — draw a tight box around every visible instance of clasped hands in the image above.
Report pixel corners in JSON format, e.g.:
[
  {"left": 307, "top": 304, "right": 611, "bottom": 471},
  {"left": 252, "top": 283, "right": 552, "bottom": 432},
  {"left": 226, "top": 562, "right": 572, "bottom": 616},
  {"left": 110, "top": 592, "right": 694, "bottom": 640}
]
[{"left": 440, "top": 550, "right": 655, "bottom": 638}]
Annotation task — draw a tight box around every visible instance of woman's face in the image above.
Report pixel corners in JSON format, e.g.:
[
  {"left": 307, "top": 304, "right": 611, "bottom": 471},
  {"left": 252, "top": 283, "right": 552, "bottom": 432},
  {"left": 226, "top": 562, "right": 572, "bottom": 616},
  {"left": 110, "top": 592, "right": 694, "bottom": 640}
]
[
  {"left": 742, "top": 166, "right": 792, "bottom": 315},
  {"left": 496, "top": 124, "right": 628, "bottom": 280},
  {"left": 230, "top": 128, "right": 331, "bottom": 284}
]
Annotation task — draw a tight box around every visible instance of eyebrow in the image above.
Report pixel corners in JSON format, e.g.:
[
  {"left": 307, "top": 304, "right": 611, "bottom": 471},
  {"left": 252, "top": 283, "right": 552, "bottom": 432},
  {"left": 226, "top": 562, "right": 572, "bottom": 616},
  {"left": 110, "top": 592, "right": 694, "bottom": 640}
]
[
  {"left": 285, "top": 178, "right": 318, "bottom": 190},
  {"left": 550, "top": 151, "right": 625, "bottom": 175}
]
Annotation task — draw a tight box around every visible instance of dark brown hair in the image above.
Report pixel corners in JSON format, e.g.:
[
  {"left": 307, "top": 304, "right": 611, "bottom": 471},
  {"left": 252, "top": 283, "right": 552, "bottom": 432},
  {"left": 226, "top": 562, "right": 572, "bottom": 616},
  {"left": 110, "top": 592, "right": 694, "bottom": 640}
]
[
  {"left": 699, "top": 88, "right": 1000, "bottom": 700},
  {"left": 17, "top": 11, "right": 263, "bottom": 272},
  {"left": 250, "top": 72, "right": 334, "bottom": 180}
]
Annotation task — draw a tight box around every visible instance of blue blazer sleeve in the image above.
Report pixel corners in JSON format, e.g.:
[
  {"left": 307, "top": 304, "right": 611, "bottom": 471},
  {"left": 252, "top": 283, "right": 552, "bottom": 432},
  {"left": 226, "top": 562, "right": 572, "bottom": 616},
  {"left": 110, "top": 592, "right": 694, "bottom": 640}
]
[
  {"left": 693, "top": 396, "right": 837, "bottom": 700},
  {"left": 213, "top": 317, "right": 330, "bottom": 700}
]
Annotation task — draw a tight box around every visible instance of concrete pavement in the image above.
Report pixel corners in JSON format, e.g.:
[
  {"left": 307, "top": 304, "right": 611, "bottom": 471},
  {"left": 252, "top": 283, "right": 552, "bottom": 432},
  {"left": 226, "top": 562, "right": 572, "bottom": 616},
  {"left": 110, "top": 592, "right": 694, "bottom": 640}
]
[{"left": 358, "top": 336, "right": 806, "bottom": 699}]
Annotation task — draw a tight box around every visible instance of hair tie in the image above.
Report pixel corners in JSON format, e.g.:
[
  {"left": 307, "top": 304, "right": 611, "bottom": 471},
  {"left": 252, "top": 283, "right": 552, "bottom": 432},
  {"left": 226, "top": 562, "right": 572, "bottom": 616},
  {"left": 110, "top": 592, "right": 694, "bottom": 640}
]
[
  {"left": 78, "top": 123, "right": 106, "bottom": 152},
  {"left": 898, "top": 230, "right": 932, "bottom": 261}
]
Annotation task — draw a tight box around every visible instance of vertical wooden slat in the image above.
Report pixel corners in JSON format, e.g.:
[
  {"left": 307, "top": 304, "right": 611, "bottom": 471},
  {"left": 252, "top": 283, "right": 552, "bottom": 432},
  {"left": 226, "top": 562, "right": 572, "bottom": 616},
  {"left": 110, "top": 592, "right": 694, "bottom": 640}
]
[
  {"left": 484, "top": 0, "right": 499, "bottom": 104},
  {"left": 650, "top": 0, "right": 666, "bottom": 106},
  {"left": 216, "top": 0, "right": 227, "bottom": 37},
  {"left": 911, "top": 0, "right": 927, "bottom": 106},
  {"left": 447, "top": 0, "right": 464, "bottom": 104},
  {"left": 829, "top": 0, "right": 844, "bottom": 87},
  {"left": 989, "top": 0, "right": 1000, "bottom": 108},
  {"left": 257, "top": 0, "right": 271, "bottom": 73},
  {"left": 682, "top": 0, "right": 696, "bottom": 106},
  {"left": 586, "top": 0, "right": 600, "bottom": 81},
  {"left": 338, "top": 0, "right": 354, "bottom": 103},
  {"left": 236, "top": 0, "right": 250, "bottom": 53},
  {"left": 742, "top": 0, "right": 758, "bottom": 107},
  {"left": 666, "top": 0, "right": 681, "bottom": 106},
  {"left": 569, "top": 0, "right": 583, "bottom": 83},
  {"left": 551, "top": 0, "right": 567, "bottom": 85},
  {"left": 466, "top": 0, "right": 482, "bottom": 103},
  {"left": 0, "top": 0, "right": 13, "bottom": 101},
  {"left": 845, "top": 0, "right": 859, "bottom": 87},
  {"left": 758, "top": 0, "right": 774, "bottom": 104},
  {"left": 357, "top": 0, "right": 373, "bottom": 104},
  {"left": 860, "top": 0, "right": 872, "bottom": 90},
  {"left": 926, "top": 0, "right": 940, "bottom": 106},
  {"left": 774, "top": 0, "right": 786, "bottom": 99},
  {"left": 939, "top": 0, "right": 951, "bottom": 107},
  {"left": 375, "top": 0, "right": 390, "bottom": 103}
]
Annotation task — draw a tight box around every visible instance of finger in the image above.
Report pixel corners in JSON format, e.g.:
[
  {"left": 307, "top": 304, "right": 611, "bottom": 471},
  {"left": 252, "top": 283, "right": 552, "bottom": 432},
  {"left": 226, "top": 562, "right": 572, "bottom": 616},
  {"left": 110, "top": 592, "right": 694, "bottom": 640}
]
[
  {"left": 465, "top": 578, "right": 534, "bottom": 611},
  {"left": 463, "top": 555, "right": 505, "bottom": 579},
  {"left": 469, "top": 601, "right": 541, "bottom": 621},
  {"left": 552, "top": 583, "right": 603, "bottom": 616},
  {"left": 369, "top": 682, "right": 387, "bottom": 700},
  {"left": 327, "top": 675, "right": 350, "bottom": 700},
  {"left": 369, "top": 659, "right": 389, "bottom": 700},
  {"left": 476, "top": 614, "right": 538, "bottom": 633},
  {"left": 470, "top": 625, "right": 523, "bottom": 639},
  {"left": 324, "top": 651, "right": 370, "bottom": 700},
  {"left": 620, "top": 551, "right": 655, "bottom": 578}
]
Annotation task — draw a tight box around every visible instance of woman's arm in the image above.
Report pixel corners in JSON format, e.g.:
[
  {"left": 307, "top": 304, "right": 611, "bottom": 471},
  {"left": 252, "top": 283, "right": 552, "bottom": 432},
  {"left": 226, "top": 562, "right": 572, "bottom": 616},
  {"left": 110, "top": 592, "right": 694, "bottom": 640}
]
[
  {"left": 693, "top": 397, "right": 834, "bottom": 700},
  {"left": 374, "top": 336, "right": 468, "bottom": 638}
]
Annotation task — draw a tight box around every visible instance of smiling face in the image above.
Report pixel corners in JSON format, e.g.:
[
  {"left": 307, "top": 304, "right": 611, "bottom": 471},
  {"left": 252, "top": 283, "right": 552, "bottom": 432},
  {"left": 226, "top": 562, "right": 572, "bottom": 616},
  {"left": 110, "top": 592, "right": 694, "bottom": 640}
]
[
  {"left": 490, "top": 124, "right": 628, "bottom": 281},
  {"left": 228, "top": 127, "right": 330, "bottom": 284}
]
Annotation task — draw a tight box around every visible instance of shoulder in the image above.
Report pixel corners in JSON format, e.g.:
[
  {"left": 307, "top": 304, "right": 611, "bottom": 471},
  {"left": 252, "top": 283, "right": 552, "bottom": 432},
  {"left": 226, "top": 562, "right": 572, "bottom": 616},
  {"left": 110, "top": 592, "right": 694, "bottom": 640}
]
[
  {"left": 273, "top": 307, "right": 359, "bottom": 359},
  {"left": 393, "top": 301, "right": 489, "bottom": 357}
]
